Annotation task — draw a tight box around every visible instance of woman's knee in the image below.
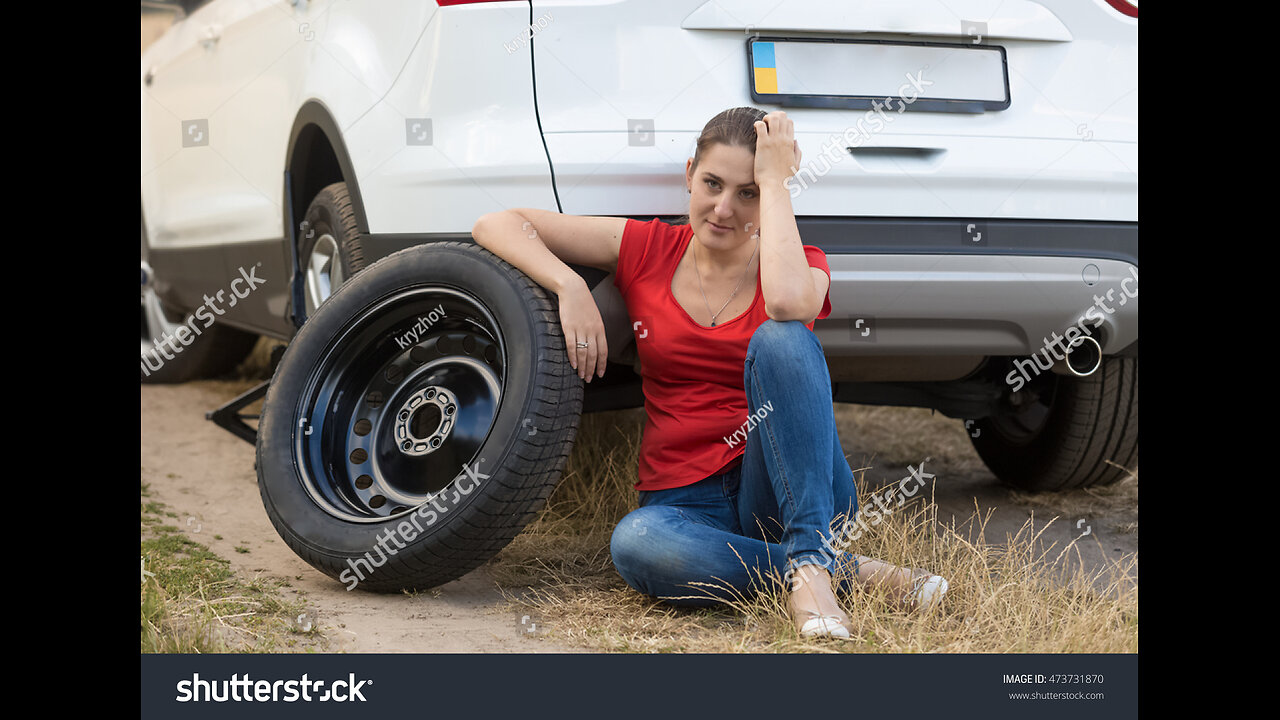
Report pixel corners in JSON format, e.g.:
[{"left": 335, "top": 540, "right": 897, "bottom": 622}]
[
  {"left": 610, "top": 508, "right": 653, "bottom": 575},
  {"left": 609, "top": 507, "right": 743, "bottom": 607},
  {"left": 747, "top": 319, "right": 821, "bottom": 368},
  {"left": 610, "top": 507, "right": 684, "bottom": 593},
  {"left": 749, "top": 318, "right": 810, "bottom": 346}
]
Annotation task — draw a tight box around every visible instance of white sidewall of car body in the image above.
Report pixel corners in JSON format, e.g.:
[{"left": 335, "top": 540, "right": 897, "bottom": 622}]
[
  {"left": 141, "top": 0, "right": 442, "bottom": 249},
  {"left": 144, "top": 0, "right": 1136, "bottom": 240}
]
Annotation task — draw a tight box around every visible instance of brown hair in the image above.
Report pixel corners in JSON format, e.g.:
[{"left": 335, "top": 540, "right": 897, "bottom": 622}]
[{"left": 671, "top": 106, "right": 768, "bottom": 226}]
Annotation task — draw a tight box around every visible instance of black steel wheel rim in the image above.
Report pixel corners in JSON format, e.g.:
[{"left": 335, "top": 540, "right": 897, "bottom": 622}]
[{"left": 294, "top": 286, "right": 506, "bottom": 523}]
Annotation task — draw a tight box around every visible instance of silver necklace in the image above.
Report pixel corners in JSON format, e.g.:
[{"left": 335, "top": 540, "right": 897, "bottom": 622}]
[{"left": 693, "top": 234, "right": 759, "bottom": 327}]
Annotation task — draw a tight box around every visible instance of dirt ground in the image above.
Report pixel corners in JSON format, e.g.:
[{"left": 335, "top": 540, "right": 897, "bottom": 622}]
[{"left": 140, "top": 377, "right": 1137, "bottom": 653}]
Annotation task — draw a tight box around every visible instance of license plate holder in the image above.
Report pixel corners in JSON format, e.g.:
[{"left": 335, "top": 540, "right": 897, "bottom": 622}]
[{"left": 748, "top": 36, "right": 1010, "bottom": 114}]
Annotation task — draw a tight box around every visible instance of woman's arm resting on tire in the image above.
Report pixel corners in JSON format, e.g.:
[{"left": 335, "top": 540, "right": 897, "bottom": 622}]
[
  {"left": 471, "top": 208, "right": 621, "bottom": 381},
  {"left": 472, "top": 209, "right": 589, "bottom": 297}
]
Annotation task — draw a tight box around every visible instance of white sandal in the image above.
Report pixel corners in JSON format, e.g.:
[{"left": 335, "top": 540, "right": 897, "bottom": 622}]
[
  {"left": 796, "top": 611, "right": 851, "bottom": 638},
  {"left": 905, "top": 569, "right": 949, "bottom": 611},
  {"left": 788, "top": 566, "right": 852, "bottom": 639}
]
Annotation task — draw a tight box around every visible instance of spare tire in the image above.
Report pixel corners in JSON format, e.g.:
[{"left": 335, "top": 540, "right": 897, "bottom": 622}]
[{"left": 256, "top": 241, "right": 582, "bottom": 591}]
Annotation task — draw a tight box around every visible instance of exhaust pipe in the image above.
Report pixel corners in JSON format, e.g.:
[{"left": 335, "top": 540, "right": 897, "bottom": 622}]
[{"left": 1051, "top": 335, "right": 1102, "bottom": 377}]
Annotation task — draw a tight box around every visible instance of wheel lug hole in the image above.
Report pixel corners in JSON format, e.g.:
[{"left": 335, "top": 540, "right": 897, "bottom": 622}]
[
  {"left": 369, "top": 495, "right": 386, "bottom": 509},
  {"left": 350, "top": 448, "right": 368, "bottom": 464},
  {"left": 355, "top": 475, "right": 372, "bottom": 490}
]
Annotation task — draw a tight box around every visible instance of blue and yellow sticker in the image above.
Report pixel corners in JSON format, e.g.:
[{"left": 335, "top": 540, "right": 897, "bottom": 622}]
[{"left": 752, "top": 41, "right": 777, "bottom": 94}]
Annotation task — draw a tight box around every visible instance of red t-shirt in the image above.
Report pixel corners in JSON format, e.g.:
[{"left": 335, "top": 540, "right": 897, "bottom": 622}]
[{"left": 614, "top": 218, "right": 832, "bottom": 491}]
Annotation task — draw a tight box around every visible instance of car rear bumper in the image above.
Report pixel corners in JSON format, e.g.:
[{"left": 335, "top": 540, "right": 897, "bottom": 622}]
[{"left": 805, "top": 217, "right": 1137, "bottom": 358}]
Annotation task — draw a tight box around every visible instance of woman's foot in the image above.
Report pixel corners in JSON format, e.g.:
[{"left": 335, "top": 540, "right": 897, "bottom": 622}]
[
  {"left": 848, "top": 556, "right": 949, "bottom": 612},
  {"left": 902, "top": 567, "right": 949, "bottom": 612},
  {"left": 788, "top": 564, "right": 850, "bottom": 638}
]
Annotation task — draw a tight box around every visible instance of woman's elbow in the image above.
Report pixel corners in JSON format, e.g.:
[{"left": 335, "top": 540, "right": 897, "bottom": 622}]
[
  {"left": 764, "top": 297, "right": 821, "bottom": 325},
  {"left": 471, "top": 213, "right": 496, "bottom": 248}
]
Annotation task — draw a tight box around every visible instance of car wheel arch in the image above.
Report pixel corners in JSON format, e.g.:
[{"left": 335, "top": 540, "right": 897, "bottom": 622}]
[{"left": 285, "top": 100, "right": 371, "bottom": 241}]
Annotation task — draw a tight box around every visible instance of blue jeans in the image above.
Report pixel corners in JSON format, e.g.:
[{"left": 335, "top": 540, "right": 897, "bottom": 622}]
[{"left": 610, "top": 320, "right": 860, "bottom": 607}]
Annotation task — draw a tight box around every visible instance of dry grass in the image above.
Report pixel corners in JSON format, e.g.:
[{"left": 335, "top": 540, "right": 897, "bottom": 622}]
[
  {"left": 1006, "top": 463, "right": 1139, "bottom": 533},
  {"left": 488, "top": 408, "right": 1138, "bottom": 653},
  {"left": 832, "top": 404, "right": 986, "bottom": 474},
  {"left": 236, "top": 337, "right": 287, "bottom": 381},
  {"left": 141, "top": 483, "right": 327, "bottom": 653}
]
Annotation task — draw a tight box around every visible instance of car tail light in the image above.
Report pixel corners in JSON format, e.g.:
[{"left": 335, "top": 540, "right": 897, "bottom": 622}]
[
  {"left": 1104, "top": 0, "right": 1138, "bottom": 18},
  {"left": 437, "top": 0, "right": 519, "bottom": 6}
]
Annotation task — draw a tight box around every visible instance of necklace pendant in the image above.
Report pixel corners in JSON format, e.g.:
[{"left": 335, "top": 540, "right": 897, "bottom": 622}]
[{"left": 710, "top": 321, "right": 716, "bottom": 327}]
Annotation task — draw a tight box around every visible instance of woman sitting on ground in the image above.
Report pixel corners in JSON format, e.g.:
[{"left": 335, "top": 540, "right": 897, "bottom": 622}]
[{"left": 472, "top": 107, "right": 948, "bottom": 638}]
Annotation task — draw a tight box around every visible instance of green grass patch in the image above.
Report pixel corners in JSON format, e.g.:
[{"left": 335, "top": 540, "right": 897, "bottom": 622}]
[{"left": 140, "top": 483, "right": 326, "bottom": 653}]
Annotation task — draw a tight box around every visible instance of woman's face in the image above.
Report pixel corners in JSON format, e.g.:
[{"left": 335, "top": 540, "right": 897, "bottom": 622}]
[{"left": 685, "top": 143, "right": 760, "bottom": 253}]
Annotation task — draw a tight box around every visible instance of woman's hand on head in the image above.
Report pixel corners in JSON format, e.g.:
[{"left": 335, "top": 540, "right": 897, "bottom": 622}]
[
  {"left": 557, "top": 282, "right": 608, "bottom": 382},
  {"left": 754, "top": 111, "right": 802, "bottom": 186}
]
